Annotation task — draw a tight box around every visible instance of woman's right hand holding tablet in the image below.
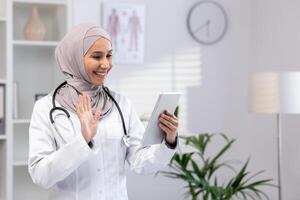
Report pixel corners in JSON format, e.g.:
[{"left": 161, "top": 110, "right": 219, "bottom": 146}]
[{"left": 76, "top": 93, "right": 101, "bottom": 143}]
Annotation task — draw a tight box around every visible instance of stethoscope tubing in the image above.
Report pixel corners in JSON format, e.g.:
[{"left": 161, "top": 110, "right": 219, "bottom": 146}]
[{"left": 49, "top": 81, "right": 129, "bottom": 146}]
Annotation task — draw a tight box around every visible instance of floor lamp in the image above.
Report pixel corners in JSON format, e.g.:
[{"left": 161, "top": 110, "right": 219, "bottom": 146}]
[{"left": 248, "top": 71, "right": 300, "bottom": 200}]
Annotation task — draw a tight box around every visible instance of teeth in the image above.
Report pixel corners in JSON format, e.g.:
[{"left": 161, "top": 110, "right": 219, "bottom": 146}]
[{"left": 95, "top": 72, "right": 105, "bottom": 76}]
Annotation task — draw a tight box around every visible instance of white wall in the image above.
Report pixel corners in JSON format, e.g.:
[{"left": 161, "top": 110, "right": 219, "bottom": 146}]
[
  {"left": 73, "top": 0, "right": 300, "bottom": 199},
  {"left": 250, "top": 0, "right": 300, "bottom": 199}
]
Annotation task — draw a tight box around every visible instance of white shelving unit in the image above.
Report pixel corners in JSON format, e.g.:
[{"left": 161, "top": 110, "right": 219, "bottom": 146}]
[
  {"left": 13, "top": 166, "right": 49, "bottom": 200},
  {"left": 0, "top": 135, "right": 6, "bottom": 140},
  {"left": 0, "top": 0, "right": 6, "bottom": 80},
  {"left": 0, "top": 140, "right": 6, "bottom": 200},
  {"left": 12, "top": 118, "right": 30, "bottom": 124},
  {"left": 0, "top": 1, "right": 7, "bottom": 200},
  {"left": 13, "top": 0, "right": 67, "bottom": 5},
  {"left": 13, "top": 40, "right": 59, "bottom": 46},
  {"left": 13, "top": 160, "right": 27, "bottom": 166},
  {"left": 1, "top": 0, "right": 72, "bottom": 199}
]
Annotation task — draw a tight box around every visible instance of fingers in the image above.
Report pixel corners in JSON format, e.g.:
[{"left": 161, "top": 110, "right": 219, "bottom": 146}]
[
  {"left": 159, "top": 122, "right": 172, "bottom": 135},
  {"left": 75, "top": 93, "right": 101, "bottom": 121},
  {"left": 159, "top": 118, "right": 177, "bottom": 133},
  {"left": 76, "top": 93, "right": 92, "bottom": 113},
  {"left": 82, "top": 93, "right": 87, "bottom": 111},
  {"left": 86, "top": 94, "right": 91, "bottom": 111},
  {"left": 82, "top": 93, "right": 90, "bottom": 111},
  {"left": 76, "top": 95, "right": 84, "bottom": 114},
  {"left": 159, "top": 111, "right": 178, "bottom": 127},
  {"left": 159, "top": 110, "right": 178, "bottom": 134},
  {"left": 93, "top": 111, "right": 101, "bottom": 121}
]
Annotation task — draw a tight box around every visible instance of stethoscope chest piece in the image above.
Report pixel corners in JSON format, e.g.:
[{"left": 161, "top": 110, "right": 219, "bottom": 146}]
[
  {"left": 122, "top": 135, "right": 130, "bottom": 147},
  {"left": 51, "top": 82, "right": 129, "bottom": 147}
]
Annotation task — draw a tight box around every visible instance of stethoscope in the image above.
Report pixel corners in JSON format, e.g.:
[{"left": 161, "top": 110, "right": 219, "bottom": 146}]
[{"left": 49, "top": 81, "right": 130, "bottom": 147}]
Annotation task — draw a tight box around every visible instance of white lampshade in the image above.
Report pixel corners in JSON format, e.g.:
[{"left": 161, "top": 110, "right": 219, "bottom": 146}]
[{"left": 249, "top": 71, "right": 300, "bottom": 114}]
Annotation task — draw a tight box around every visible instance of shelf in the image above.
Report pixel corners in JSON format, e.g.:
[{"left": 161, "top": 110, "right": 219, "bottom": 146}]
[
  {"left": 13, "top": 160, "right": 28, "bottom": 166},
  {"left": 13, "top": 40, "right": 59, "bottom": 47},
  {"left": 13, "top": 3, "right": 67, "bottom": 41},
  {"left": 13, "top": 118, "right": 30, "bottom": 124},
  {"left": 13, "top": 0, "right": 67, "bottom": 6},
  {"left": 14, "top": 167, "right": 49, "bottom": 200},
  {"left": 2, "top": 0, "right": 70, "bottom": 198}
]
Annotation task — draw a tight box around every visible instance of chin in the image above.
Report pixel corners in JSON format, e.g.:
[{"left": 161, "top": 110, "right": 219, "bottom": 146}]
[
  {"left": 92, "top": 82, "right": 104, "bottom": 86},
  {"left": 91, "top": 80, "right": 104, "bottom": 86}
]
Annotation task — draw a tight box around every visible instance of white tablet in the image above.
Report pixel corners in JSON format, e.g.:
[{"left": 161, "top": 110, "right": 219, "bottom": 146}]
[{"left": 141, "top": 93, "right": 181, "bottom": 146}]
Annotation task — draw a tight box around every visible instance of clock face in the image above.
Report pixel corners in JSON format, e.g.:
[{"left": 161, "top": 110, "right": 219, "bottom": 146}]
[{"left": 187, "top": 0, "right": 228, "bottom": 45}]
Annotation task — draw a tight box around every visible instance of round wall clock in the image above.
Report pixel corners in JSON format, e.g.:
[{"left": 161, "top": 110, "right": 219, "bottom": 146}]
[{"left": 187, "top": 0, "right": 228, "bottom": 45}]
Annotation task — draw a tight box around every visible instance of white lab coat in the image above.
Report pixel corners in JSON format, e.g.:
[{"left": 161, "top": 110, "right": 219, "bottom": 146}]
[{"left": 28, "top": 92, "right": 176, "bottom": 200}]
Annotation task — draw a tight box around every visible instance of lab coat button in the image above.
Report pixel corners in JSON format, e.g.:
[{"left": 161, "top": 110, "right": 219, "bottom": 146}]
[{"left": 97, "top": 168, "right": 101, "bottom": 172}]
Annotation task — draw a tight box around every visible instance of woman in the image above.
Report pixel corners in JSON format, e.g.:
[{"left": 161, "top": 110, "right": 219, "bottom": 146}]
[{"left": 28, "top": 23, "right": 178, "bottom": 200}]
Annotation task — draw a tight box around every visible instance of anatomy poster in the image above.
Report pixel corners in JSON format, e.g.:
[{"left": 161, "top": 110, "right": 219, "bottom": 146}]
[{"left": 102, "top": 3, "right": 145, "bottom": 64}]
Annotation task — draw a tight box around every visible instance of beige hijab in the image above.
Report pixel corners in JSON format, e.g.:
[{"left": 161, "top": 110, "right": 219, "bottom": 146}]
[{"left": 55, "top": 23, "right": 113, "bottom": 117}]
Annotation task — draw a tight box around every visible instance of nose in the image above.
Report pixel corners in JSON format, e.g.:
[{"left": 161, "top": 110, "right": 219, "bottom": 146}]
[
  {"left": 99, "top": 59, "right": 111, "bottom": 70},
  {"left": 100, "top": 63, "right": 110, "bottom": 69}
]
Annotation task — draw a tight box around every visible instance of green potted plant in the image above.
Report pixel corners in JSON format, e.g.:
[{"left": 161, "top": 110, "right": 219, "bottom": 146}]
[{"left": 160, "top": 133, "right": 274, "bottom": 200}]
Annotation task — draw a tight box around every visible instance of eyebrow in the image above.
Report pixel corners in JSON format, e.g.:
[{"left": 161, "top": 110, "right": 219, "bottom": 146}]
[{"left": 92, "top": 50, "right": 113, "bottom": 54}]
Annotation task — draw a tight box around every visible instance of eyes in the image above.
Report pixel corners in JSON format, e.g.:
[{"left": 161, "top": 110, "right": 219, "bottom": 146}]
[{"left": 91, "top": 52, "right": 112, "bottom": 60}]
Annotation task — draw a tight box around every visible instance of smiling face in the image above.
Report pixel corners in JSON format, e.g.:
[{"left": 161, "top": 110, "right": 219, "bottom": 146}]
[{"left": 84, "top": 37, "right": 113, "bottom": 86}]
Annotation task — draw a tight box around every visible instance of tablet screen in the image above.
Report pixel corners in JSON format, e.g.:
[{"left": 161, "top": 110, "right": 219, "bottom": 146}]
[{"left": 141, "top": 93, "right": 181, "bottom": 146}]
